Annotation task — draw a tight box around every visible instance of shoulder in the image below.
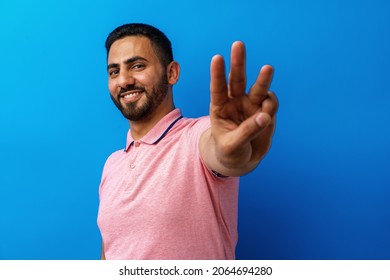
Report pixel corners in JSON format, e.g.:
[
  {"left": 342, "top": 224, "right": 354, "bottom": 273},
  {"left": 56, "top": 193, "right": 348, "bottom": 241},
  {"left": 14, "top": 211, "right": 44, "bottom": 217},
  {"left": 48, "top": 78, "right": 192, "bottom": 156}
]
[
  {"left": 101, "top": 149, "right": 125, "bottom": 174},
  {"left": 106, "top": 148, "right": 125, "bottom": 163},
  {"left": 177, "top": 115, "right": 210, "bottom": 135}
]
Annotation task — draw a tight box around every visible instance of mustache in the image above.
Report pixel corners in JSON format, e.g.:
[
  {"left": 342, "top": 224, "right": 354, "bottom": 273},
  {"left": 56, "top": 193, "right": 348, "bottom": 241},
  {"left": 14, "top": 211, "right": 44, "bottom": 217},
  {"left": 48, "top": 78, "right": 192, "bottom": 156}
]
[{"left": 119, "top": 85, "right": 145, "bottom": 95}]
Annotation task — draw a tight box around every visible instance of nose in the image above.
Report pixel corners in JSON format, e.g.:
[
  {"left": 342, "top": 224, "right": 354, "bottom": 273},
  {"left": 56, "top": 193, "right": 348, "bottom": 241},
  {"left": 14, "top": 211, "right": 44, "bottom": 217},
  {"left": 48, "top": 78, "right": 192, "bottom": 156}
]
[{"left": 117, "top": 70, "right": 135, "bottom": 89}]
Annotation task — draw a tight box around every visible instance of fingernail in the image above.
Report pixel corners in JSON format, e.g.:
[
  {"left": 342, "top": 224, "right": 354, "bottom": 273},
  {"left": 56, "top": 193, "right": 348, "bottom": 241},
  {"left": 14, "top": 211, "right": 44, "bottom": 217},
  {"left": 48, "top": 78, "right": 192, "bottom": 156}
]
[{"left": 255, "top": 113, "right": 269, "bottom": 127}]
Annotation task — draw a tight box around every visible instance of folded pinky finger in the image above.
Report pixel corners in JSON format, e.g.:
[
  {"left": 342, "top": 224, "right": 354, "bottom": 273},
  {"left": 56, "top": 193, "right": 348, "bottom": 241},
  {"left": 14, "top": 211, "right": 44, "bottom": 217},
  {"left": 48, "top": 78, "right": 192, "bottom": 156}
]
[{"left": 261, "top": 91, "right": 279, "bottom": 116}]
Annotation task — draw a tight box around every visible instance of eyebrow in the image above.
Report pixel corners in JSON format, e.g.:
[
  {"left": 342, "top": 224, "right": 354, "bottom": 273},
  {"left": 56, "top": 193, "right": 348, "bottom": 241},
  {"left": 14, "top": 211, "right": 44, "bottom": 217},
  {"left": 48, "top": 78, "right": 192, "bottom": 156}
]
[{"left": 107, "top": 56, "right": 148, "bottom": 71}]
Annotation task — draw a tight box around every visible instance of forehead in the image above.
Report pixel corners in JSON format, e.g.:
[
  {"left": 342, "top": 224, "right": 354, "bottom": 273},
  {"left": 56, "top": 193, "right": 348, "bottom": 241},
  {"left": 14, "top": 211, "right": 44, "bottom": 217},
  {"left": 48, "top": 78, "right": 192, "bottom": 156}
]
[{"left": 107, "top": 36, "right": 157, "bottom": 64}]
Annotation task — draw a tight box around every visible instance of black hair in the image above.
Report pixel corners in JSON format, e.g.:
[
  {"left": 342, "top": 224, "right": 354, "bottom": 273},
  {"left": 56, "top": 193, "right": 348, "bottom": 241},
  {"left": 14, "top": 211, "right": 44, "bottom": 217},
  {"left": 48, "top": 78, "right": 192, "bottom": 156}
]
[{"left": 105, "top": 23, "right": 173, "bottom": 67}]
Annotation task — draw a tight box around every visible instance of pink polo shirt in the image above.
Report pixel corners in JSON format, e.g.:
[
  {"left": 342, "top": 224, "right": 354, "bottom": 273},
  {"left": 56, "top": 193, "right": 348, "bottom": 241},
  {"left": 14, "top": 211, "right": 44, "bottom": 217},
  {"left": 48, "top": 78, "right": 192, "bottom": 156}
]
[{"left": 97, "top": 109, "right": 239, "bottom": 259}]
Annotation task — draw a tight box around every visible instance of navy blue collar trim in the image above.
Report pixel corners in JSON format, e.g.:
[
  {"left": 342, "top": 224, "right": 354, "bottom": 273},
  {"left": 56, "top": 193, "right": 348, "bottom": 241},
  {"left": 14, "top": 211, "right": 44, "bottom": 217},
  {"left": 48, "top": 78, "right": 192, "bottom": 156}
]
[
  {"left": 152, "top": 115, "right": 183, "bottom": 144},
  {"left": 124, "top": 115, "right": 183, "bottom": 151}
]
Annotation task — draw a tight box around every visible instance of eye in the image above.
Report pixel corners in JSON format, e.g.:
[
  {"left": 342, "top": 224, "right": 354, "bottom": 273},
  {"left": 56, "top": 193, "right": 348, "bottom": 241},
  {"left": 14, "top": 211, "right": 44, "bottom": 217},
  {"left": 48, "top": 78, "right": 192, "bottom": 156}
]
[
  {"left": 132, "top": 63, "right": 145, "bottom": 70},
  {"left": 109, "top": 69, "right": 119, "bottom": 77}
]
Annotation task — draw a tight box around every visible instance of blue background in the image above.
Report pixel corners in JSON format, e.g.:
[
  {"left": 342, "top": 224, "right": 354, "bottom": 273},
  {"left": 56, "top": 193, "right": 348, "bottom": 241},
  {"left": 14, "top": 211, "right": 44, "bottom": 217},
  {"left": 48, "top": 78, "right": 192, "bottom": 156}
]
[{"left": 1, "top": 0, "right": 389, "bottom": 259}]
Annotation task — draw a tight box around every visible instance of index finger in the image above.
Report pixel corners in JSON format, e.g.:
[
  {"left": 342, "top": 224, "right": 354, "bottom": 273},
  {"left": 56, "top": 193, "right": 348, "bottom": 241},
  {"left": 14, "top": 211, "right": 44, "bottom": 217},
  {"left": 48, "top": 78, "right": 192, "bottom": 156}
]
[{"left": 210, "top": 54, "right": 228, "bottom": 106}]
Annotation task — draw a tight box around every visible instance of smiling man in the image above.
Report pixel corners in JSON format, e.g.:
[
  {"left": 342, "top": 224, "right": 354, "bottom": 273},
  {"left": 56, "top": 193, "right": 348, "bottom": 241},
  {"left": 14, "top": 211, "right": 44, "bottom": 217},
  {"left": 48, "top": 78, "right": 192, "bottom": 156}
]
[{"left": 97, "top": 23, "right": 278, "bottom": 260}]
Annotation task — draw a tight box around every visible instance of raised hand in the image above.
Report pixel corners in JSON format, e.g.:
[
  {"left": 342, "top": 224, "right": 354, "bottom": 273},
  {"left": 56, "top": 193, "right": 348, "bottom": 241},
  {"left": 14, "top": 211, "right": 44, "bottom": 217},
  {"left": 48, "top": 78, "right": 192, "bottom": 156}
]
[{"left": 201, "top": 41, "right": 278, "bottom": 176}]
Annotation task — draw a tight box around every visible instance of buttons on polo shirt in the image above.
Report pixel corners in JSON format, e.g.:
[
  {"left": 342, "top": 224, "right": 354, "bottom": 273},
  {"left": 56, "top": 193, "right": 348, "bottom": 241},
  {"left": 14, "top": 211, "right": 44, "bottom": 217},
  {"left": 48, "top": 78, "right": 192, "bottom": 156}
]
[{"left": 129, "top": 142, "right": 140, "bottom": 169}]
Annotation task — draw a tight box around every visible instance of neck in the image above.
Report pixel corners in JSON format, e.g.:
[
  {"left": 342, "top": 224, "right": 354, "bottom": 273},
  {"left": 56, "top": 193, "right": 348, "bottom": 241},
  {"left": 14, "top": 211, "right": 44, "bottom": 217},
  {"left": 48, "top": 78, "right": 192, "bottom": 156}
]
[{"left": 129, "top": 98, "right": 175, "bottom": 140}]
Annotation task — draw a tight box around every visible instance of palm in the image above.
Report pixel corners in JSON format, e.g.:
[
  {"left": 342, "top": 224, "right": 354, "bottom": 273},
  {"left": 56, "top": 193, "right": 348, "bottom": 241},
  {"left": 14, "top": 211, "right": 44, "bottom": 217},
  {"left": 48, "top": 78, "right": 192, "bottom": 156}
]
[{"left": 209, "top": 41, "right": 278, "bottom": 167}]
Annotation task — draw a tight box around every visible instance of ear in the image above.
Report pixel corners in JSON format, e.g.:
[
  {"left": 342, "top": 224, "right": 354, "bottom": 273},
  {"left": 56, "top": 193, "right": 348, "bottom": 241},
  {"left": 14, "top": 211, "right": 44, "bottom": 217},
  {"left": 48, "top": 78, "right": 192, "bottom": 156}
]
[{"left": 166, "top": 61, "right": 180, "bottom": 85}]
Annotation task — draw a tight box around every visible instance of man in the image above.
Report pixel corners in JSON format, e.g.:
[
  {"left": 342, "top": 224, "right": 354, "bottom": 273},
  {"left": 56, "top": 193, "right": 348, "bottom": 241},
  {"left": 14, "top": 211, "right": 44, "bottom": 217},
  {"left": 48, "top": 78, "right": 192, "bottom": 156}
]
[{"left": 97, "top": 23, "right": 278, "bottom": 260}]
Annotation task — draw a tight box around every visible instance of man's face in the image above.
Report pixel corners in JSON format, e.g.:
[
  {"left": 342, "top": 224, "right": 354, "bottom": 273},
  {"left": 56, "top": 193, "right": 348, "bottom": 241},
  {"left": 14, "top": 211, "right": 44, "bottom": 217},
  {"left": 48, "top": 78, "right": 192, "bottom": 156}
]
[{"left": 107, "top": 36, "right": 168, "bottom": 121}]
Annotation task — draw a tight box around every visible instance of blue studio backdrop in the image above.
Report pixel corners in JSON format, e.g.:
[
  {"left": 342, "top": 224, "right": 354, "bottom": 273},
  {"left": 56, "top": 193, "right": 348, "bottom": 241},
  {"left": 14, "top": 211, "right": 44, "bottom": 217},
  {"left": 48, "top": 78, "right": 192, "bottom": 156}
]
[{"left": 0, "top": 0, "right": 389, "bottom": 259}]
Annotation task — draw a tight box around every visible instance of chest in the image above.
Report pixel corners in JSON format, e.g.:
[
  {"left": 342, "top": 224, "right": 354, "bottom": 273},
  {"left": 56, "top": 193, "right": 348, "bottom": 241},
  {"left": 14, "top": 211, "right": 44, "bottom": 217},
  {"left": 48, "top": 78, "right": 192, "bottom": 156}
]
[{"left": 99, "top": 140, "right": 209, "bottom": 220}]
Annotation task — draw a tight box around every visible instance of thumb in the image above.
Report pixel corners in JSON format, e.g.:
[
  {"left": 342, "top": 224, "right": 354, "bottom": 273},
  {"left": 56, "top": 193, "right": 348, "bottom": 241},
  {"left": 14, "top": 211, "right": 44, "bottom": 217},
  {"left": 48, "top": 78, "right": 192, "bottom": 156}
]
[
  {"left": 232, "top": 112, "right": 271, "bottom": 146},
  {"left": 255, "top": 112, "right": 272, "bottom": 128}
]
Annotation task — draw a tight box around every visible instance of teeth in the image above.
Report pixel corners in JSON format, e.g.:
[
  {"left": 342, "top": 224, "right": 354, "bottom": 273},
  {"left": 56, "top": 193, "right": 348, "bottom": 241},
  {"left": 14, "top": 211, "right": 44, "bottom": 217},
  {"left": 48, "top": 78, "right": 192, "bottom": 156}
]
[{"left": 123, "top": 91, "right": 142, "bottom": 98}]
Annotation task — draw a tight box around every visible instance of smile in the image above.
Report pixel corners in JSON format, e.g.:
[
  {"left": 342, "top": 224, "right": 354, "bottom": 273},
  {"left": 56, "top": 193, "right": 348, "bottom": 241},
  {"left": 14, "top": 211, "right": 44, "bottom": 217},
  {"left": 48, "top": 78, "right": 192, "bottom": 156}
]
[{"left": 121, "top": 91, "right": 144, "bottom": 102}]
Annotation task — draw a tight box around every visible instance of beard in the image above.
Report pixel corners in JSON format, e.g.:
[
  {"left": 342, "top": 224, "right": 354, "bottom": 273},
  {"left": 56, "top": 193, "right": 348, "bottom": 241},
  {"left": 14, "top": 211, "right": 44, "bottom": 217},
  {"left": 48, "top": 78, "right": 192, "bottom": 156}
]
[{"left": 110, "top": 75, "right": 169, "bottom": 121}]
